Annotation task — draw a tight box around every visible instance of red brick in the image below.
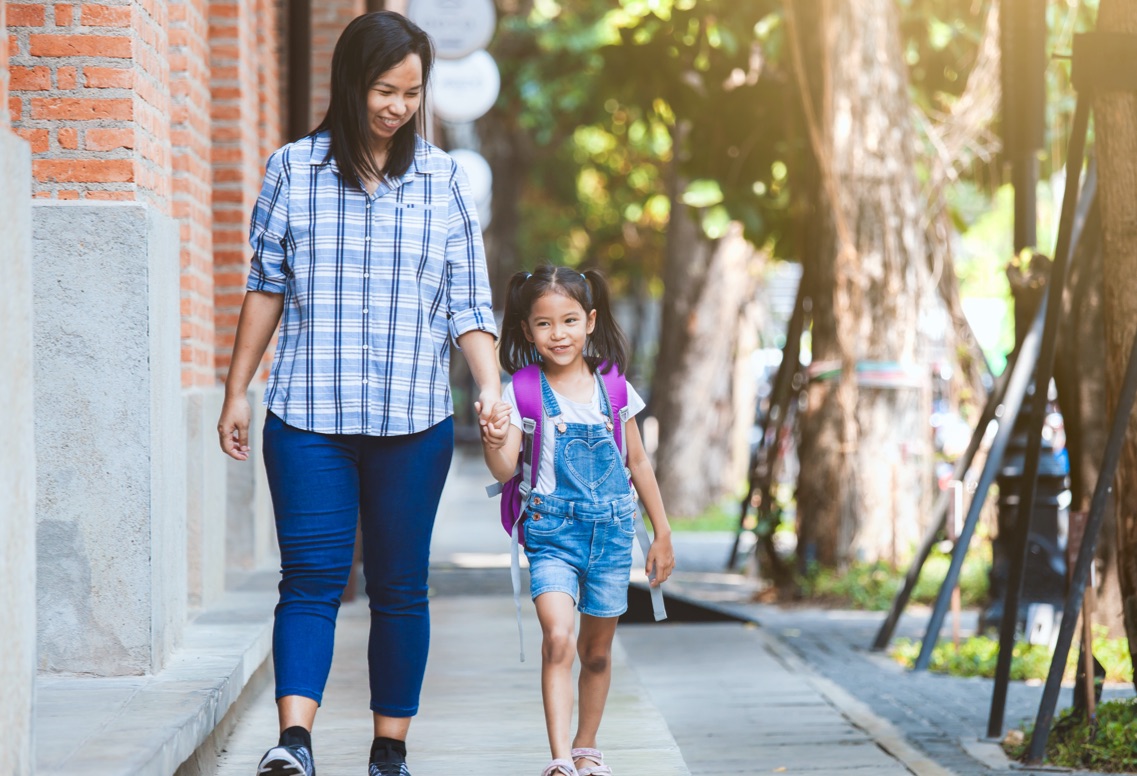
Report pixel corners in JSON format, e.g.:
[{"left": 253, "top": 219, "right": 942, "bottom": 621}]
[
  {"left": 80, "top": 4, "right": 131, "bottom": 26},
  {"left": 86, "top": 127, "right": 133, "bottom": 150},
  {"left": 30, "top": 34, "right": 131, "bottom": 58},
  {"left": 31, "top": 97, "right": 132, "bottom": 120},
  {"left": 9, "top": 96, "right": 22, "bottom": 124},
  {"left": 16, "top": 128, "right": 49, "bottom": 153},
  {"left": 55, "top": 4, "right": 73, "bottom": 25},
  {"left": 10, "top": 66, "right": 51, "bottom": 90},
  {"left": 84, "top": 66, "right": 132, "bottom": 89},
  {"left": 56, "top": 66, "right": 77, "bottom": 90},
  {"left": 8, "top": 4, "right": 46, "bottom": 26},
  {"left": 58, "top": 127, "right": 79, "bottom": 149},
  {"left": 34, "top": 158, "right": 133, "bottom": 183},
  {"left": 85, "top": 190, "right": 133, "bottom": 200},
  {"left": 58, "top": 190, "right": 80, "bottom": 199}
]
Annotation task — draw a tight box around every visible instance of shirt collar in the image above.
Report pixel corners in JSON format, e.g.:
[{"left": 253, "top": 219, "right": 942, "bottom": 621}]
[{"left": 307, "top": 131, "right": 429, "bottom": 184}]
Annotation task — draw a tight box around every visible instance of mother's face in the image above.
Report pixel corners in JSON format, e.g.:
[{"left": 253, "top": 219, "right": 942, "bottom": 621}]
[{"left": 366, "top": 54, "right": 423, "bottom": 151}]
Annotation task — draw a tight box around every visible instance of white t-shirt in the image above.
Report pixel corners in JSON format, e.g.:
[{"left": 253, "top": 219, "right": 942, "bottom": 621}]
[{"left": 502, "top": 375, "right": 646, "bottom": 496}]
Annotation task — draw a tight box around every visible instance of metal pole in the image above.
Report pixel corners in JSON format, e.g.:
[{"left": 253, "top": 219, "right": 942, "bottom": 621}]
[
  {"left": 913, "top": 303, "right": 1045, "bottom": 671},
  {"left": 871, "top": 337, "right": 1022, "bottom": 651},
  {"left": 987, "top": 95, "right": 1090, "bottom": 739},
  {"left": 729, "top": 278, "right": 807, "bottom": 569},
  {"left": 1026, "top": 327, "right": 1137, "bottom": 762}
]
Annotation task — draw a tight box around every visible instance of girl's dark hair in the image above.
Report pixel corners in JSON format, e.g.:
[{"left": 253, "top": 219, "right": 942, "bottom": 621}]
[
  {"left": 499, "top": 265, "right": 630, "bottom": 375},
  {"left": 313, "top": 11, "right": 433, "bottom": 189}
]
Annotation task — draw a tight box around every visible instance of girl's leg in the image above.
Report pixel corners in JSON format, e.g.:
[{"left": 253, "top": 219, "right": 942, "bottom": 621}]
[
  {"left": 263, "top": 413, "right": 360, "bottom": 730},
  {"left": 357, "top": 417, "right": 454, "bottom": 737},
  {"left": 534, "top": 591, "right": 579, "bottom": 762},
  {"left": 572, "top": 613, "right": 619, "bottom": 761}
]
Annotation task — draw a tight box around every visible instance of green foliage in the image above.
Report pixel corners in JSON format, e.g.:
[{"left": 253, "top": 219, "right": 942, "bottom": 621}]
[
  {"left": 1005, "top": 699, "right": 1137, "bottom": 772},
  {"left": 800, "top": 544, "right": 990, "bottom": 611},
  {"left": 891, "top": 628, "right": 1133, "bottom": 684}
]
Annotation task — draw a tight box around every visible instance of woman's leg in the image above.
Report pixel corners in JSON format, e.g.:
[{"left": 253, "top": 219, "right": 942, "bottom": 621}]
[
  {"left": 534, "top": 591, "right": 579, "bottom": 762},
  {"left": 357, "top": 417, "right": 454, "bottom": 735},
  {"left": 263, "top": 413, "right": 360, "bottom": 729},
  {"left": 572, "top": 613, "right": 619, "bottom": 760}
]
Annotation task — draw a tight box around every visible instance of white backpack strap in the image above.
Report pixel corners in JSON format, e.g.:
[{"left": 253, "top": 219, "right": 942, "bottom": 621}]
[
  {"left": 511, "top": 517, "right": 526, "bottom": 662},
  {"left": 633, "top": 508, "right": 667, "bottom": 622}
]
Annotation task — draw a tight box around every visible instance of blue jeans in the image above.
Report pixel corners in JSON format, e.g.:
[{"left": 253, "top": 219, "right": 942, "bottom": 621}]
[{"left": 262, "top": 412, "right": 453, "bottom": 716}]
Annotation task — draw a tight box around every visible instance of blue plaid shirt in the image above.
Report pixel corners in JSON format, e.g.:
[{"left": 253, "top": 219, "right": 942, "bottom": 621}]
[{"left": 246, "top": 132, "right": 497, "bottom": 436}]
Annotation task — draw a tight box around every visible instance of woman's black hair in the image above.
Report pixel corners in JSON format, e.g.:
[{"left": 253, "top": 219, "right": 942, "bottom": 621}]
[
  {"left": 499, "top": 265, "right": 630, "bottom": 375},
  {"left": 312, "top": 11, "right": 433, "bottom": 189}
]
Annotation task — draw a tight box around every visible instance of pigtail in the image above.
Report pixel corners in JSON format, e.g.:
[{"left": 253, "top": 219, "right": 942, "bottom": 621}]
[
  {"left": 499, "top": 271, "right": 540, "bottom": 374},
  {"left": 582, "top": 269, "right": 629, "bottom": 375}
]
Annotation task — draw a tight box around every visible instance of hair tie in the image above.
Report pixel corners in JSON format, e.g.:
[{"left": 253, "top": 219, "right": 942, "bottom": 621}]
[{"left": 580, "top": 272, "right": 586, "bottom": 280}]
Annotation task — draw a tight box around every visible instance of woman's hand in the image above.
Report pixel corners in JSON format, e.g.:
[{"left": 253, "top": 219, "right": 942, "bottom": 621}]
[
  {"left": 218, "top": 394, "right": 253, "bottom": 461},
  {"left": 646, "top": 532, "right": 675, "bottom": 587}
]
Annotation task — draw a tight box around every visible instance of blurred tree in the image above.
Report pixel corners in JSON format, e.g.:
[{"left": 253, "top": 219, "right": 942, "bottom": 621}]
[
  {"left": 790, "top": 0, "right": 936, "bottom": 568},
  {"left": 1093, "top": 0, "right": 1137, "bottom": 683}
]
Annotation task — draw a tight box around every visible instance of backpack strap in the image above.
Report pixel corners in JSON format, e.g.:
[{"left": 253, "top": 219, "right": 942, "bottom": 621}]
[{"left": 509, "top": 363, "right": 544, "bottom": 662}]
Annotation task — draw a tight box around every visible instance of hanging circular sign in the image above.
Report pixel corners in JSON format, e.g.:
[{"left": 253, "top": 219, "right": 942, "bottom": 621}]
[
  {"left": 430, "top": 50, "right": 500, "bottom": 124},
  {"left": 448, "top": 148, "right": 493, "bottom": 229},
  {"left": 408, "top": 0, "right": 496, "bottom": 60}
]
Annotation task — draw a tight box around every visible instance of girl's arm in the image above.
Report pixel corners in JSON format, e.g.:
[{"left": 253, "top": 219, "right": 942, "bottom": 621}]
[
  {"left": 625, "top": 418, "right": 675, "bottom": 586},
  {"left": 484, "top": 425, "right": 523, "bottom": 483},
  {"left": 218, "top": 290, "right": 284, "bottom": 461}
]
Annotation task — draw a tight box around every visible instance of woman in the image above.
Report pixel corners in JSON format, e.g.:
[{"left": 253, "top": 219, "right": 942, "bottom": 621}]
[{"left": 217, "top": 12, "right": 499, "bottom": 776}]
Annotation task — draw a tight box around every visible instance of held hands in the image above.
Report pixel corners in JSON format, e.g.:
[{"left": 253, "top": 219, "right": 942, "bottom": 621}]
[
  {"left": 475, "top": 399, "right": 513, "bottom": 450},
  {"left": 646, "top": 533, "right": 675, "bottom": 587}
]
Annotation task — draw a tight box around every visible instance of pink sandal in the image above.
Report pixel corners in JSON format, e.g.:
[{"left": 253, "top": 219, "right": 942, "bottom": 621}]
[
  {"left": 571, "top": 748, "right": 613, "bottom": 776},
  {"left": 541, "top": 759, "right": 578, "bottom": 776}
]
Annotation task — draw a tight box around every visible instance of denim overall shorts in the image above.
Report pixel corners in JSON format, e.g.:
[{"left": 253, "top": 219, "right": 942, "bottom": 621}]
[{"left": 523, "top": 372, "right": 638, "bottom": 618}]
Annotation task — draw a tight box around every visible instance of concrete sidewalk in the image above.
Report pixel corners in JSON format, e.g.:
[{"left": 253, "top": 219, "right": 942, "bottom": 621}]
[{"left": 207, "top": 450, "right": 934, "bottom": 775}]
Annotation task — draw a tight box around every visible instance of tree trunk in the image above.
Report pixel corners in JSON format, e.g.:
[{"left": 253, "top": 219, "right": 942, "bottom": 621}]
[
  {"left": 651, "top": 123, "right": 762, "bottom": 517},
  {"left": 1094, "top": 0, "right": 1137, "bottom": 685},
  {"left": 794, "top": 0, "right": 934, "bottom": 568}
]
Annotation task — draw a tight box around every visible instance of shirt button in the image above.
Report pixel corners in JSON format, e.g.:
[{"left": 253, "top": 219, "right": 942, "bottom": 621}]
[
  {"left": 362, "top": 345, "right": 369, "bottom": 350},
  {"left": 363, "top": 308, "right": 369, "bottom": 314},
  {"left": 363, "top": 272, "right": 370, "bottom": 278},
  {"left": 362, "top": 379, "right": 368, "bottom": 384},
  {"left": 365, "top": 236, "right": 371, "bottom": 242}
]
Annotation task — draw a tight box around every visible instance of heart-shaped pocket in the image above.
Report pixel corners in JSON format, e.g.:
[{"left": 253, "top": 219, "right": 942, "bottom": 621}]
[{"left": 564, "top": 439, "right": 617, "bottom": 490}]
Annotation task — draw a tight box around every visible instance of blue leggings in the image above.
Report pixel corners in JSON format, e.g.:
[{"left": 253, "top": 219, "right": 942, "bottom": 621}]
[{"left": 262, "top": 412, "right": 453, "bottom": 716}]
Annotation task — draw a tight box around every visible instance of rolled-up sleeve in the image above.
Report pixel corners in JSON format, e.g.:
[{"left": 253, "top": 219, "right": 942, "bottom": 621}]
[
  {"left": 445, "top": 161, "right": 498, "bottom": 344},
  {"left": 246, "top": 149, "right": 290, "bottom": 294}
]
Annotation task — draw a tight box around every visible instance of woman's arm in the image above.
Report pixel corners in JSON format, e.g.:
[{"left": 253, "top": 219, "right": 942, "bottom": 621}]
[
  {"left": 625, "top": 417, "right": 675, "bottom": 586},
  {"left": 217, "top": 290, "right": 284, "bottom": 461},
  {"left": 457, "top": 330, "right": 502, "bottom": 425}
]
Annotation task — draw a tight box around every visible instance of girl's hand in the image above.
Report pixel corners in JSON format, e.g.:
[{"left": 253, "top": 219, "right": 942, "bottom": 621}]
[
  {"left": 218, "top": 394, "right": 252, "bottom": 461},
  {"left": 646, "top": 533, "right": 675, "bottom": 587}
]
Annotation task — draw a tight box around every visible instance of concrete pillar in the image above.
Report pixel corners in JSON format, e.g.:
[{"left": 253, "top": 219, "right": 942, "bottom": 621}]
[
  {"left": 185, "top": 388, "right": 227, "bottom": 608},
  {"left": 33, "top": 202, "right": 186, "bottom": 676},
  {"left": 0, "top": 5, "right": 37, "bottom": 760}
]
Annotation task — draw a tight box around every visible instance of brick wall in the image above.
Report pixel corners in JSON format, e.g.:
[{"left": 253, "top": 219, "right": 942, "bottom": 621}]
[
  {"left": 2, "top": 0, "right": 9, "bottom": 130},
  {"left": 8, "top": 0, "right": 171, "bottom": 210},
  {"left": 210, "top": 0, "right": 283, "bottom": 380},
  {"left": 171, "top": 0, "right": 211, "bottom": 386},
  {"left": 308, "top": 0, "right": 361, "bottom": 130}
]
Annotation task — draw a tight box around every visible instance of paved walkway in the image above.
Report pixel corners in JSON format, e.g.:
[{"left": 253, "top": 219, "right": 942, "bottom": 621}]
[{"left": 208, "top": 450, "right": 941, "bottom": 775}]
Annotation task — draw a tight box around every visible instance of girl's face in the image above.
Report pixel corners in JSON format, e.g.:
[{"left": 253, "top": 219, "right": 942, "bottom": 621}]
[
  {"left": 523, "top": 291, "right": 596, "bottom": 369},
  {"left": 366, "top": 54, "right": 422, "bottom": 152}
]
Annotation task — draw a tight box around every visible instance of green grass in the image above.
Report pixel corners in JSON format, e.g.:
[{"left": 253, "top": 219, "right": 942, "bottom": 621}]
[
  {"left": 890, "top": 629, "right": 1133, "bottom": 684},
  {"left": 799, "top": 545, "right": 991, "bottom": 611},
  {"left": 668, "top": 499, "right": 743, "bottom": 532},
  {"left": 1004, "top": 699, "right": 1137, "bottom": 772}
]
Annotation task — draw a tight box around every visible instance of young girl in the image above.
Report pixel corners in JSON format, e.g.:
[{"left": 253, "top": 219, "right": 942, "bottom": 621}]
[{"left": 480, "top": 266, "right": 675, "bottom": 776}]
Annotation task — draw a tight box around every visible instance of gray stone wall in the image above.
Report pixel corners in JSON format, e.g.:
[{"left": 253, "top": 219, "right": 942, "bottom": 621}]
[
  {"left": 185, "top": 386, "right": 227, "bottom": 609},
  {"left": 0, "top": 129, "right": 36, "bottom": 776},
  {"left": 33, "top": 202, "right": 186, "bottom": 676}
]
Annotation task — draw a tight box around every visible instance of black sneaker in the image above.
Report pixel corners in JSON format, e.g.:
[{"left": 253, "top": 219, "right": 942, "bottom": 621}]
[
  {"left": 368, "top": 742, "right": 410, "bottom": 776},
  {"left": 257, "top": 744, "right": 316, "bottom": 776}
]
